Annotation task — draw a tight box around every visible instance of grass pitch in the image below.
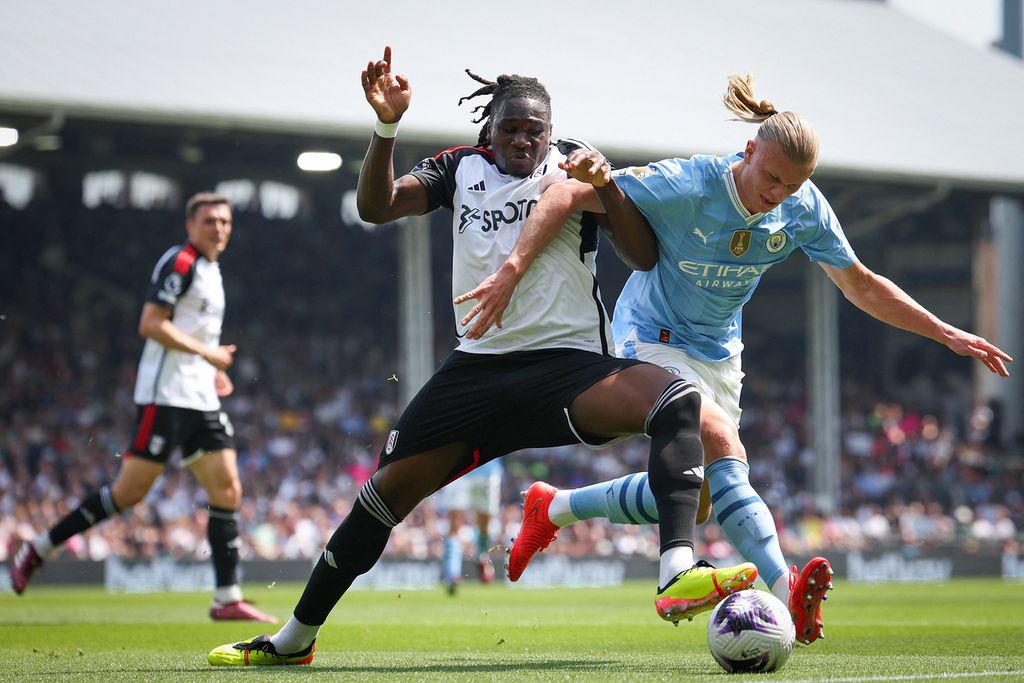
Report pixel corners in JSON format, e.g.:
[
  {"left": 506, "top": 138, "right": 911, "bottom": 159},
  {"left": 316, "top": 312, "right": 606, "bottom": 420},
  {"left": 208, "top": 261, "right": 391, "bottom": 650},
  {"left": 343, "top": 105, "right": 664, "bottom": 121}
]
[{"left": 1, "top": 579, "right": 1022, "bottom": 681}]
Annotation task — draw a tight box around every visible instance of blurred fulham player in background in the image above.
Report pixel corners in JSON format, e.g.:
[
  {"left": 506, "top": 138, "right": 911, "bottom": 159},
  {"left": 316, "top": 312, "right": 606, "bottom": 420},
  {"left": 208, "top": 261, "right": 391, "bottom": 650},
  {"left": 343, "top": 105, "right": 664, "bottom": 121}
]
[{"left": 9, "top": 192, "right": 276, "bottom": 624}]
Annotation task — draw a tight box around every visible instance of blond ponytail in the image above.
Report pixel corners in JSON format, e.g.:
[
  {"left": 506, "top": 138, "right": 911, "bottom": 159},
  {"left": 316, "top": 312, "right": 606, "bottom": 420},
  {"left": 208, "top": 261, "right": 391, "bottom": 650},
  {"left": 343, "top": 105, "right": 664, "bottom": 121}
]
[{"left": 723, "top": 73, "right": 819, "bottom": 168}]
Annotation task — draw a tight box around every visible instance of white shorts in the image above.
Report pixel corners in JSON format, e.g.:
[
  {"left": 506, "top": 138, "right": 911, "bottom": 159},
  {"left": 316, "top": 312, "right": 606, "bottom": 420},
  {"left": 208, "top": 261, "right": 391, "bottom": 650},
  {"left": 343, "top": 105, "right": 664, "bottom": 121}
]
[
  {"left": 616, "top": 329, "right": 745, "bottom": 427},
  {"left": 434, "top": 459, "right": 503, "bottom": 516}
]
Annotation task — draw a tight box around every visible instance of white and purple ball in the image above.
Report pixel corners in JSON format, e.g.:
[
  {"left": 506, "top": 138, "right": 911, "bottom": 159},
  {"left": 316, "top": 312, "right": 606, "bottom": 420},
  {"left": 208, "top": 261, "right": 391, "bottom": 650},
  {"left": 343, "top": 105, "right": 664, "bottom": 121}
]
[{"left": 706, "top": 589, "right": 796, "bottom": 673}]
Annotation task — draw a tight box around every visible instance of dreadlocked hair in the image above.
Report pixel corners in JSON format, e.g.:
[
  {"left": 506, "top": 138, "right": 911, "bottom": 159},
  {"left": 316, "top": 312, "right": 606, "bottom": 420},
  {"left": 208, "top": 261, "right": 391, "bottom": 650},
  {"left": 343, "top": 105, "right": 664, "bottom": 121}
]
[{"left": 457, "top": 69, "right": 551, "bottom": 147}]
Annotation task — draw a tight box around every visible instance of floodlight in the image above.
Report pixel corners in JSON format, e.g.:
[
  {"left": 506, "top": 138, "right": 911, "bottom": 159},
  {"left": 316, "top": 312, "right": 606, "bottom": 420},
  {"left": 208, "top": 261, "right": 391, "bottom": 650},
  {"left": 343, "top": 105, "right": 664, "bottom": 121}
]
[{"left": 297, "top": 152, "right": 342, "bottom": 172}]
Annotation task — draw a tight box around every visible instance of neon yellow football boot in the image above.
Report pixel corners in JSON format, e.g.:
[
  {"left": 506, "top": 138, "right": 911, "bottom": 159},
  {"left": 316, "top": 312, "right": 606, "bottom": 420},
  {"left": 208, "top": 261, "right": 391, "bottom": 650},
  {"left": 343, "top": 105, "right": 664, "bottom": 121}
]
[
  {"left": 655, "top": 560, "right": 758, "bottom": 624},
  {"left": 208, "top": 634, "right": 315, "bottom": 666}
]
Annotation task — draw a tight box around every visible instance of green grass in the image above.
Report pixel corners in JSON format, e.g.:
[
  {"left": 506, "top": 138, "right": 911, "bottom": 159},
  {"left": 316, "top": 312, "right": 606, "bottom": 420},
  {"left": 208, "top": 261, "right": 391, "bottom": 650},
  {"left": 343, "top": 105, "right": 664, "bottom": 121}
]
[{"left": 1, "top": 579, "right": 1023, "bottom": 681}]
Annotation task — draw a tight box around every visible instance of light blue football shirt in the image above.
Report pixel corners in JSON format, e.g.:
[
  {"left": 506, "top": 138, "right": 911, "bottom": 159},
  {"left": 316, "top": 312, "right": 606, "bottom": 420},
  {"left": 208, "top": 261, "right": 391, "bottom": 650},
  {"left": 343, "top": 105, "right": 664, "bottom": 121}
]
[{"left": 612, "top": 153, "right": 857, "bottom": 362}]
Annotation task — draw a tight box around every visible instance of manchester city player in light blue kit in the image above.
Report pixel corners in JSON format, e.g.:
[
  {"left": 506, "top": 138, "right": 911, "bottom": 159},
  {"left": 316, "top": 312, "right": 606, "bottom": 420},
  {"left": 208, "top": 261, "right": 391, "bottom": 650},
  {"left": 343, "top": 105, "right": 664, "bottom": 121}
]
[{"left": 457, "top": 73, "right": 1013, "bottom": 646}]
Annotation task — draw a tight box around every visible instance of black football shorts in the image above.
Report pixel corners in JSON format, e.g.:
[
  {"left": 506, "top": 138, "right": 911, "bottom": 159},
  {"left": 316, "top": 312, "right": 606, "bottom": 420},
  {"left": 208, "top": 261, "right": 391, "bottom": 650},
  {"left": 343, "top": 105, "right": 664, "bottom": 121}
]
[
  {"left": 378, "top": 348, "right": 646, "bottom": 473},
  {"left": 127, "top": 404, "right": 235, "bottom": 464}
]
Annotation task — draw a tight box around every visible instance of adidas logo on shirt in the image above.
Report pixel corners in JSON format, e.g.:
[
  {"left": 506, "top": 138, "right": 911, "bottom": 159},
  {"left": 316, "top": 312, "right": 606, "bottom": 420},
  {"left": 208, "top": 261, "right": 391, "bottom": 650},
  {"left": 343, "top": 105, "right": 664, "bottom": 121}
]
[{"left": 468, "top": 180, "right": 486, "bottom": 192}]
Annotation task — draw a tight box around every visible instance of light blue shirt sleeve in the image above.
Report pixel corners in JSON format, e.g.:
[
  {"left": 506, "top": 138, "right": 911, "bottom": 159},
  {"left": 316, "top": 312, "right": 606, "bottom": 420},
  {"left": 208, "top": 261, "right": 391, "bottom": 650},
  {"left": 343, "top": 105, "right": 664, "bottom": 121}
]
[
  {"left": 612, "top": 159, "right": 700, "bottom": 238},
  {"left": 796, "top": 183, "right": 857, "bottom": 269}
]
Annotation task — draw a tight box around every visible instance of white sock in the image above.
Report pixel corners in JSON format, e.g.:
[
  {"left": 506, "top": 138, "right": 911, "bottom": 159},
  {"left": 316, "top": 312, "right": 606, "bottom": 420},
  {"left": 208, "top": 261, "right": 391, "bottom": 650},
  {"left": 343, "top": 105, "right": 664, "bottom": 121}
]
[
  {"left": 271, "top": 615, "right": 320, "bottom": 653},
  {"left": 32, "top": 532, "right": 55, "bottom": 559},
  {"left": 214, "top": 584, "right": 243, "bottom": 605},
  {"left": 547, "top": 491, "right": 577, "bottom": 527},
  {"left": 659, "top": 546, "right": 694, "bottom": 590},
  {"left": 770, "top": 571, "right": 791, "bottom": 604}
]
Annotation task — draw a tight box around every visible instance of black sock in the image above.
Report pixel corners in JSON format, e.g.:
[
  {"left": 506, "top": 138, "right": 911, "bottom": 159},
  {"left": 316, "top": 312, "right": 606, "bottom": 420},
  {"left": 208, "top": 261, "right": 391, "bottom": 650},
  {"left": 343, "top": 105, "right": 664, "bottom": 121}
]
[
  {"left": 645, "top": 381, "right": 704, "bottom": 554},
  {"left": 48, "top": 485, "right": 120, "bottom": 547},
  {"left": 207, "top": 505, "right": 240, "bottom": 590},
  {"left": 293, "top": 482, "right": 397, "bottom": 626}
]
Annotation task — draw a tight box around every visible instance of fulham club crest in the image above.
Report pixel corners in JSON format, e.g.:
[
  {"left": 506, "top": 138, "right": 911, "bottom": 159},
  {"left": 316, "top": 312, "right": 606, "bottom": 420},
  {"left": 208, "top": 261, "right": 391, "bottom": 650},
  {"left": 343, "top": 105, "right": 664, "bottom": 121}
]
[{"left": 385, "top": 430, "right": 399, "bottom": 455}]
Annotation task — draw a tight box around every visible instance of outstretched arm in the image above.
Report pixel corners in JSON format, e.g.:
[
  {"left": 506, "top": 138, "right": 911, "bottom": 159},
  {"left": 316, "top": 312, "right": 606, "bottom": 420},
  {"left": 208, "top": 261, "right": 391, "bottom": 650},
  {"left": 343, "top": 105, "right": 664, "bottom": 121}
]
[
  {"left": 356, "top": 45, "right": 429, "bottom": 223},
  {"left": 455, "top": 178, "right": 600, "bottom": 339},
  {"left": 821, "top": 260, "right": 1013, "bottom": 376},
  {"left": 456, "top": 149, "right": 658, "bottom": 339}
]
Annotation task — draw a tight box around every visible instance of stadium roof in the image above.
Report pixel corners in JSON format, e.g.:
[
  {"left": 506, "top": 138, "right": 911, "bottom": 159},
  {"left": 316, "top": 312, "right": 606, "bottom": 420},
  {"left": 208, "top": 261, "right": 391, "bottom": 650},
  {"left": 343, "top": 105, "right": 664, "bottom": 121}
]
[{"left": 2, "top": 0, "right": 1024, "bottom": 192}]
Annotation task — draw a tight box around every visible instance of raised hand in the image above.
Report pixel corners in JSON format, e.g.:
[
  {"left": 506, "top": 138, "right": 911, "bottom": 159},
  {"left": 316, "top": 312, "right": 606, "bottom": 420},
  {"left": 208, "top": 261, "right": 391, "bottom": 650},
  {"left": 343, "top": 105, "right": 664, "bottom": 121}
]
[
  {"left": 361, "top": 45, "right": 411, "bottom": 124},
  {"left": 559, "top": 149, "right": 611, "bottom": 187}
]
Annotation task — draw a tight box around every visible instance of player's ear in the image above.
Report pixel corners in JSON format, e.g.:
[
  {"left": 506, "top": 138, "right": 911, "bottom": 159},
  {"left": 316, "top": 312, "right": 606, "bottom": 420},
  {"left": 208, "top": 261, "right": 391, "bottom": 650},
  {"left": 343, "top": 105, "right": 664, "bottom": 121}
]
[{"left": 744, "top": 139, "right": 757, "bottom": 162}]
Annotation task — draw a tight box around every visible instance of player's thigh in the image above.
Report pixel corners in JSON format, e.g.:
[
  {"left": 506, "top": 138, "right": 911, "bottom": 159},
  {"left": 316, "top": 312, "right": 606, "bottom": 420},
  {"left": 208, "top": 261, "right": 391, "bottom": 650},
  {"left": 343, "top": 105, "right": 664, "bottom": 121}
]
[
  {"left": 569, "top": 362, "right": 678, "bottom": 437},
  {"left": 372, "top": 443, "right": 472, "bottom": 520},
  {"left": 111, "top": 456, "right": 165, "bottom": 507},
  {"left": 189, "top": 447, "right": 241, "bottom": 506},
  {"left": 624, "top": 340, "right": 744, "bottom": 425},
  {"left": 182, "top": 409, "right": 239, "bottom": 504}
]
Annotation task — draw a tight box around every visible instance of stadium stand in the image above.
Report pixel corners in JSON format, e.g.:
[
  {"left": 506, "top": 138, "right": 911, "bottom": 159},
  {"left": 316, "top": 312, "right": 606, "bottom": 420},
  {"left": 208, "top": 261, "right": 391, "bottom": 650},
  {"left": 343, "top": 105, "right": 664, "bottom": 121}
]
[{"left": 1, "top": 198, "right": 1020, "bottom": 567}]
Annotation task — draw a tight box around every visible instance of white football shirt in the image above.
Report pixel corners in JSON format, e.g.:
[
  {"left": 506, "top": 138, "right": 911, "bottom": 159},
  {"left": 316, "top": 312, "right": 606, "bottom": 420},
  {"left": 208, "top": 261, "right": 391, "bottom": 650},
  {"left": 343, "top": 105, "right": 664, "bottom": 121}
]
[
  {"left": 133, "top": 243, "right": 225, "bottom": 410},
  {"left": 412, "top": 140, "right": 613, "bottom": 355}
]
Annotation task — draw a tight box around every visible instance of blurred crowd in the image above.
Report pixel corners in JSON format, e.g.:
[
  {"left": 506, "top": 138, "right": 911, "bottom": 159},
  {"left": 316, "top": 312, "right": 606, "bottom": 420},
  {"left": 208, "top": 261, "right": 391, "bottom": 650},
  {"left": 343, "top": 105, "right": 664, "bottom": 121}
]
[{"left": 2, "top": 201, "right": 1022, "bottom": 569}]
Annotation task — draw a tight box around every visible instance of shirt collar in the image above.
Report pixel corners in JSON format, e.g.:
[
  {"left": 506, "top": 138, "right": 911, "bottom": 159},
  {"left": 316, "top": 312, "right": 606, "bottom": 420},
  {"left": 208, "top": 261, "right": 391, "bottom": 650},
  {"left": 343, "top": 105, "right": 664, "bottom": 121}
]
[{"left": 723, "top": 157, "right": 764, "bottom": 226}]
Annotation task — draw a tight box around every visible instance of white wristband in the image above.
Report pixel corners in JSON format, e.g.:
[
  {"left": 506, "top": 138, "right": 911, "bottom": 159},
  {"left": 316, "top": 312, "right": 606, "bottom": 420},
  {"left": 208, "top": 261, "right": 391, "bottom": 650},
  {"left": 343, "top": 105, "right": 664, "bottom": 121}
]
[{"left": 374, "top": 119, "right": 400, "bottom": 138}]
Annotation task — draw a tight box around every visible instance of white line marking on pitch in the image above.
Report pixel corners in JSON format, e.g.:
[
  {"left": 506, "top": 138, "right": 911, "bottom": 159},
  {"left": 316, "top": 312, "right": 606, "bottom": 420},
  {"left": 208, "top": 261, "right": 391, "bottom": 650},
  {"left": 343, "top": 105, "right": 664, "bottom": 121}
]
[{"left": 773, "top": 671, "right": 1023, "bottom": 683}]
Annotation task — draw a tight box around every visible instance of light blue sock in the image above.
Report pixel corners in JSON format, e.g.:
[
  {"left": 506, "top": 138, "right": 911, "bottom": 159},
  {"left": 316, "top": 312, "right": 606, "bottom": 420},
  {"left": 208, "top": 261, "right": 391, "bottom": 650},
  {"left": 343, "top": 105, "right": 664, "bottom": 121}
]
[
  {"left": 568, "top": 472, "right": 659, "bottom": 525},
  {"left": 707, "top": 457, "right": 787, "bottom": 590},
  {"left": 442, "top": 536, "right": 462, "bottom": 584}
]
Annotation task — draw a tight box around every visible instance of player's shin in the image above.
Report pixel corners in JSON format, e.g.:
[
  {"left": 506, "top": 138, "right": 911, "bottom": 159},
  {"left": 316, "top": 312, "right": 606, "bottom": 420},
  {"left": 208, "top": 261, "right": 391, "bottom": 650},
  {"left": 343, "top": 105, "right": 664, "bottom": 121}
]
[
  {"left": 207, "top": 505, "right": 241, "bottom": 602},
  {"left": 47, "top": 485, "right": 121, "bottom": 550},
  {"left": 564, "top": 472, "right": 659, "bottom": 526},
  {"left": 706, "top": 457, "right": 788, "bottom": 600},
  {"left": 644, "top": 381, "right": 703, "bottom": 587},
  {"left": 277, "top": 480, "right": 398, "bottom": 652}
]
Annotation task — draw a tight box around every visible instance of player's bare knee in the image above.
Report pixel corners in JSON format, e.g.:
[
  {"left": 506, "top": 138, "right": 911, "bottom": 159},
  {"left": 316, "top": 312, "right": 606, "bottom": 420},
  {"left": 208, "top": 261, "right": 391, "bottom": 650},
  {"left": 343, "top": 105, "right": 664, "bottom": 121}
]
[
  {"left": 700, "top": 403, "right": 745, "bottom": 461},
  {"left": 223, "top": 483, "right": 242, "bottom": 509},
  {"left": 209, "top": 481, "right": 241, "bottom": 509}
]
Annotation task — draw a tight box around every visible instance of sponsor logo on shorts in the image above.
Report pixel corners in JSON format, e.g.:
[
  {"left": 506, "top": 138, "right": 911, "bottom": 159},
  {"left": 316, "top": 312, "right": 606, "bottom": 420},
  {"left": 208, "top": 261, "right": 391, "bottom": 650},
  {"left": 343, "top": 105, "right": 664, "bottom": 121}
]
[
  {"left": 385, "top": 430, "right": 399, "bottom": 455},
  {"left": 219, "top": 412, "right": 234, "bottom": 437}
]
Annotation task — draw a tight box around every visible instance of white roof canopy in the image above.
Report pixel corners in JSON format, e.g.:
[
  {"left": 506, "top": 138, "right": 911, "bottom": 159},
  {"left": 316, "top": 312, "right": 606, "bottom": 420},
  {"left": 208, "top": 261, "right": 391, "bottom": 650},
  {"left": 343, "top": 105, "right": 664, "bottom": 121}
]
[{"left": 3, "top": 0, "right": 1023, "bottom": 191}]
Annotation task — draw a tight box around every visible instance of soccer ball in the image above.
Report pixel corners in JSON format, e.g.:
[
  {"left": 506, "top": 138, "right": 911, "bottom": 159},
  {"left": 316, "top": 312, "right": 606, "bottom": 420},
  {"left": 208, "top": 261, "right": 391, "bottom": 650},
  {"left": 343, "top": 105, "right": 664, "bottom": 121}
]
[{"left": 706, "top": 589, "right": 795, "bottom": 673}]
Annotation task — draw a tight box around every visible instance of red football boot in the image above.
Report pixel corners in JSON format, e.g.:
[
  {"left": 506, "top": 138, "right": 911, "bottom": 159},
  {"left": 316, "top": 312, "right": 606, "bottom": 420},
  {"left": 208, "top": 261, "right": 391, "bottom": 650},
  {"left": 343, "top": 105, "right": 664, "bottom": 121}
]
[
  {"left": 789, "top": 556, "right": 834, "bottom": 645},
  {"left": 507, "top": 482, "right": 560, "bottom": 582}
]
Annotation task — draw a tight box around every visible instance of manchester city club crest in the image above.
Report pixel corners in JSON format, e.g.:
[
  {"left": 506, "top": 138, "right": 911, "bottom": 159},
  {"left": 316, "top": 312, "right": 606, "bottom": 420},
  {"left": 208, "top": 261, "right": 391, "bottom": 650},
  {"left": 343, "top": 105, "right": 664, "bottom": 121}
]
[
  {"left": 729, "top": 230, "right": 752, "bottom": 257},
  {"left": 766, "top": 231, "right": 787, "bottom": 253}
]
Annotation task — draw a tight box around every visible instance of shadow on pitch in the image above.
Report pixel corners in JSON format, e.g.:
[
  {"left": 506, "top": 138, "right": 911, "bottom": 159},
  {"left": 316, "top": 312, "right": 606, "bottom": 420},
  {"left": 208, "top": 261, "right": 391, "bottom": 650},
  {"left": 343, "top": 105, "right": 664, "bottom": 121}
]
[{"left": 17, "top": 659, "right": 631, "bottom": 677}]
